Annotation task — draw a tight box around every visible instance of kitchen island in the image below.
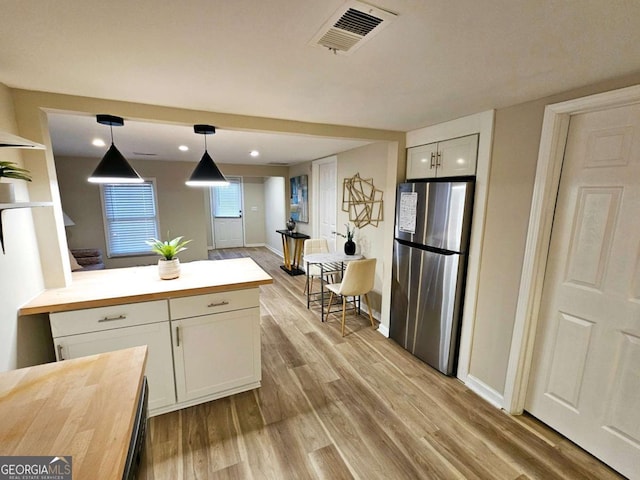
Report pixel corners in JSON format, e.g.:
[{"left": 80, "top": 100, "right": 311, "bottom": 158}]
[
  {"left": 20, "top": 258, "right": 273, "bottom": 416},
  {"left": 0, "top": 346, "right": 147, "bottom": 480}
]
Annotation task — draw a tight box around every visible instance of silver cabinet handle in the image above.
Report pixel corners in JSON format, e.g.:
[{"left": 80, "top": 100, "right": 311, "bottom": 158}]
[
  {"left": 208, "top": 301, "right": 229, "bottom": 308},
  {"left": 430, "top": 152, "right": 435, "bottom": 169},
  {"left": 57, "top": 344, "right": 64, "bottom": 361},
  {"left": 176, "top": 326, "right": 180, "bottom": 347},
  {"left": 436, "top": 151, "right": 442, "bottom": 167},
  {"left": 98, "top": 314, "right": 127, "bottom": 323}
]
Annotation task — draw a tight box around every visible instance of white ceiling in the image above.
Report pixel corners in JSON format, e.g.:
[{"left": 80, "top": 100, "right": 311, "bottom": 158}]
[
  {"left": 46, "top": 113, "right": 371, "bottom": 164},
  {"left": 2, "top": 0, "right": 640, "bottom": 162}
]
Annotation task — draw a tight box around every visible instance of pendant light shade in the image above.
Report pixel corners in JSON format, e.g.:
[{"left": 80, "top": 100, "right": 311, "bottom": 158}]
[
  {"left": 88, "top": 114, "right": 143, "bottom": 184},
  {"left": 186, "top": 124, "right": 228, "bottom": 186}
]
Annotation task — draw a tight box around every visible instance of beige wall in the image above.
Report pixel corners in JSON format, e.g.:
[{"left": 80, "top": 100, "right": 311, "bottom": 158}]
[
  {"left": 56, "top": 156, "right": 209, "bottom": 268},
  {"left": 264, "top": 177, "right": 286, "bottom": 254},
  {"left": 242, "top": 177, "right": 266, "bottom": 246},
  {"left": 469, "top": 72, "right": 640, "bottom": 396},
  {"left": 0, "top": 83, "right": 53, "bottom": 371},
  {"left": 336, "top": 142, "right": 391, "bottom": 318}
]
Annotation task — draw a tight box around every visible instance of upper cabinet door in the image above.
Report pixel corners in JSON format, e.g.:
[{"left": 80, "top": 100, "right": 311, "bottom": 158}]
[
  {"left": 407, "top": 142, "right": 438, "bottom": 179},
  {"left": 437, "top": 134, "right": 478, "bottom": 178}
]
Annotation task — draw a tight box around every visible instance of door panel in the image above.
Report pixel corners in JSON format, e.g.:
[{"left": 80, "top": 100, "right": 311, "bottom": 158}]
[
  {"left": 526, "top": 103, "right": 640, "bottom": 478},
  {"left": 318, "top": 159, "right": 337, "bottom": 252},
  {"left": 211, "top": 177, "right": 244, "bottom": 248}
]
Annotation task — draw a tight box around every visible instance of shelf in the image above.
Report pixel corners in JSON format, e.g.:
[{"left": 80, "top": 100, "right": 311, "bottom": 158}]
[{"left": 0, "top": 202, "right": 53, "bottom": 253}]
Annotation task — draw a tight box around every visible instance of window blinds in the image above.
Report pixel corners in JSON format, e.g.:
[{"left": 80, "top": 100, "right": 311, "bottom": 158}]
[
  {"left": 101, "top": 182, "right": 159, "bottom": 256},
  {"left": 212, "top": 180, "right": 241, "bottom": 218}
]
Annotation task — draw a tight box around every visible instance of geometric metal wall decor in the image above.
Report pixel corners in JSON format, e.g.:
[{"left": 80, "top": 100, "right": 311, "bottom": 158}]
[{"left": 341, "top": 172, "right": 383, "bottom": 228}]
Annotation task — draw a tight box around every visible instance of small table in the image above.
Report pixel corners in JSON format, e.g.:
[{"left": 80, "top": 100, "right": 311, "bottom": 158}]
[
  {"left": 276, "top": 229, "right": 310, "bottom": 276},
  {"left": 305, "top": 252, "right": 363, "bottom": 321}
]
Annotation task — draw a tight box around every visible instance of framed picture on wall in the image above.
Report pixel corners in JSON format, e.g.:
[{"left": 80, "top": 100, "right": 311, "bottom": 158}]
[{"left": 290, "top": 175, "right": 308, "bottom": 223}]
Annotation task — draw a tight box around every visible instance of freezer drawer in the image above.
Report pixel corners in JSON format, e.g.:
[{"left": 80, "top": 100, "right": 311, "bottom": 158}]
[{"left": 390, "top": 241, "right": 466, "bottom": 375}]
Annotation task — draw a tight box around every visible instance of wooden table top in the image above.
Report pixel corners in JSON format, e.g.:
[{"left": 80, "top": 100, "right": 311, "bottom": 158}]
[
  {"left": 0, "top": 346, "right": 147, "bottom": 480},
  {"left": 20, "top": 258, "right": 273, "bottom": 315}
]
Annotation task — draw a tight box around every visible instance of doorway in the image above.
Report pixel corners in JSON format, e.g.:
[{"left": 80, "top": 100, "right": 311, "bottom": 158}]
[
  {"left": 312, "top": 156, "right": 337, "bottom": 252},
  {"left": 211, "top": 176, "right": 244, "bottom": 249},
  {"left": 505, "top": 86, "right": 640, "bottom": 479}
]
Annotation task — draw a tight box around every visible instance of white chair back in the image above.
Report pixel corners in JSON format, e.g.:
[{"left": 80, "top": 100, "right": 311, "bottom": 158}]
[
  {"left": 304, "top": 238, "right": 329, "bottom": 256},
  {"left": 338, "top": 258, "right": 376, "bottom": 297}
]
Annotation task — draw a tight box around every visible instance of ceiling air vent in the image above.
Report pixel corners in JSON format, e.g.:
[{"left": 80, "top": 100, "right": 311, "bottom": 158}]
[{"left": 310, "top": 0, "right": 397, "bottom": 55}]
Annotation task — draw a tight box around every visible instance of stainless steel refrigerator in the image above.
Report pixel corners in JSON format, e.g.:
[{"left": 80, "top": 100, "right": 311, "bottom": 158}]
[{"left": 390, "top": 179, "right": 475, "bottom": 375}]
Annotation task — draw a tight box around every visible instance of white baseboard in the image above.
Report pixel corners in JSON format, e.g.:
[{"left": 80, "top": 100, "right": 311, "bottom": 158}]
[
  {"left": 244, "top": 243, "right": 266, "bottom": 247},
  {"left": 265, "top": 245, "right": 283, "bottom": 258},
  {"left": 377, "top": 322, "right": 389, "bottom": 337},
  {"left": 465, "top": 374, "right": 505, "bottom": 409}
]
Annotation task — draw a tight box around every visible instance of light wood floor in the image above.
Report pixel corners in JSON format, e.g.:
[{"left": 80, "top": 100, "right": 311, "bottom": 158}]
[{"left": 139, "top": 247, "right": 622, "bottom": 480}]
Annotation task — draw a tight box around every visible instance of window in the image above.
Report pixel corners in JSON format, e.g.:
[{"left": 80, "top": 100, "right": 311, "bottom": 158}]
[
  {"left": 100, "top": 181, "right": 159, "bottom": 257},
  {"left": 211, "top": 178, "right": 242, "bottom": 218}
]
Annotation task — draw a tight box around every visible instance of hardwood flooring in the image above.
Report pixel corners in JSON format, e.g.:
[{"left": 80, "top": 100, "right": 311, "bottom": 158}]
[{"left": 139, "top": 247, "right": 623, "bottom": 480}]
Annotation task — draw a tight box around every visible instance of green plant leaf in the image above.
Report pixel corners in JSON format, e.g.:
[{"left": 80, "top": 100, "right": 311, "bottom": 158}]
[
  {"left": 0, "top": 161, "right": 32, "bottom": 182},
  {"left": 146, "top": 235, "right": 192, "bottom": 260}
]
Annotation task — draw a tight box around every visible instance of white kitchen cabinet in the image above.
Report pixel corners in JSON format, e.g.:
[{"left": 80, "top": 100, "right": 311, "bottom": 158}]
[
  {"left": 172, "top": 307, "right": 261, "bottom": 403},
  {"left": 48, "top": 287, "right": 262, "bottom": 416},
  {"left": 407, "top": 134, "right": 478, "bottom": 179},
  {"left": 53, "top": 321, "right": 175, "bottom": 412},
  {"left": 50, "top": 300, "right": 175, "bottom": 412}
]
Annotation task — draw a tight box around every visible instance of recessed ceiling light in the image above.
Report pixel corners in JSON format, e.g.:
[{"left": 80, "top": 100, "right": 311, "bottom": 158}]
[
  {"left": 250, "top": 150, "right": 260, "bottom": 157},
  {"left": 179, "top": 145, "right": 189, "bottom": 152},
  {"left": 92, "top": 138, "right": 106, "bottom": 147}
]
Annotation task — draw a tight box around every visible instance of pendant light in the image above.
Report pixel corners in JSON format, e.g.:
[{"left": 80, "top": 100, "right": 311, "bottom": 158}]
[
  {"left": 185, "top": 124, "right": 228, "bottom": 186},
  {"left": 88, "top": 114, "right": 143, "bottom": 183}
]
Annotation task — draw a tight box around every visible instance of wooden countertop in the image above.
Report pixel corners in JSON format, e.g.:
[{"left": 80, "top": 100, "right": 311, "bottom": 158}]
[
  {"left": 0, "top": 346, "right": 147, "bottom": 480},
  {"left": 20, "top": 258, "right": 273, "bottom": 315}
]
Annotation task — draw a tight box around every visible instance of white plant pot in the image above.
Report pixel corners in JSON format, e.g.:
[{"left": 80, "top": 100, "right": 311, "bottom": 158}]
[
  {"left": 158, "top": 258, "right": 180, "bottom": 280},
  {"left": 0, "top": 183, "right": 15, "bottom": 203}
]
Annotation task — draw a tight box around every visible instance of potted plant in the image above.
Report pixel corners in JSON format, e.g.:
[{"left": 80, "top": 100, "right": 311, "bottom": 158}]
[
  {"left": 145, "top": 235, "right": 192, "bottom": 280},
  {"left": 333, "top": 223, "right": 357, "bottom": 255},
  {"left": 0, "top": 161, "right": 32, "bottom": 203}
]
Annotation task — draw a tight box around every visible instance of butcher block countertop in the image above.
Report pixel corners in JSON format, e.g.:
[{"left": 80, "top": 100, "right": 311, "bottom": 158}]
[
  {"left": 0, "top": 346, "right": 147, "bottom": 480},
  {"left": 20, "top": 258, "right": 273, "bottom": 315}
]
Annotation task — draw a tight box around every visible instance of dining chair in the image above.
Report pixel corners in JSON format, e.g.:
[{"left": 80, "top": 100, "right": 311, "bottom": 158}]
[
  {"left": 325, "top": 258, "right": 377, "bottom": 336},
  {"left": 303, "top": 238, "right": 340, "bottom": 294}
]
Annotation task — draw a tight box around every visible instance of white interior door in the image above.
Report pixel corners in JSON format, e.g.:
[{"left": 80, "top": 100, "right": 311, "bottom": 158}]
[
  {"left": 211, "top": 177, "right": 244, "bottom": 249},
  {"left": 315, "top": 157, "right": 337, "bottom": 252},
  {"left": 526, "top": 103, "right": 640, "bottom": 478}
]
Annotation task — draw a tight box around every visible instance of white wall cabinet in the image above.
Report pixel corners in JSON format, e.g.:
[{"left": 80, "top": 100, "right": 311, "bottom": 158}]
[
  {"left": 406, "top": 134, "right": 478, "bottom": 179},
  {"left": 49, "top": 288, "right": 261, "bottom": 416}
]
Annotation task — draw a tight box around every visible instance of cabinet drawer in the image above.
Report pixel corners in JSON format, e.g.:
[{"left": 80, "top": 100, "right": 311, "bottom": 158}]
[
  {"left": 169, "top": 288, "right": 259, "bottom": 319},
  {"left": 50, "top": 300, "right": 169, "bottom": 337}
]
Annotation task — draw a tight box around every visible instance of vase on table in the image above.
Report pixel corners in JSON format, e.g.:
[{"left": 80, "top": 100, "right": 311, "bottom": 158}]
[
  {"left": 158, "top": 258, "right": 181, "bottom": 280},
  {"left": 286, "top": 217, "right": 296, "bottom": 232},
  {"left": 344, "top": 239, "right": 356, "bottom": 255}
]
